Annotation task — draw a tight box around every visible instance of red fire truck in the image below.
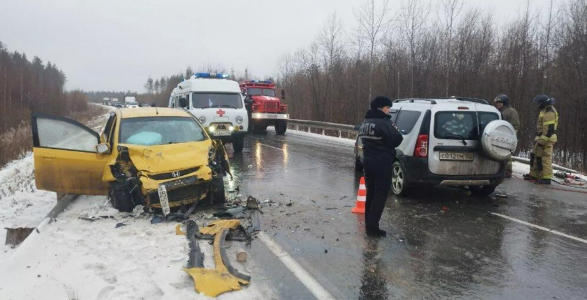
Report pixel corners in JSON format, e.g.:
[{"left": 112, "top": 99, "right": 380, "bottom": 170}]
[{"left": 240, "top": 80, "right": 289, "bottom": 134}]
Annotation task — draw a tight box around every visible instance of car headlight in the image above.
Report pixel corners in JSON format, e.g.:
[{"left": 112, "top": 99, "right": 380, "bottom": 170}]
[
  {"left": 236, "top": 116, "right": 243, "bottom": 124},
  {"left": 199, "top": 116, "right": 206, "bottom": 124},
  {"left": 229, "top": 126, "right": 234, "bottom": 131},
  {"left": 209, "top": 126, "right": 216, "bottom": 132}
]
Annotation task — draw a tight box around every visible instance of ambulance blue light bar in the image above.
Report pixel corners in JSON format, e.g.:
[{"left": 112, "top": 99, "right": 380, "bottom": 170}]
[
  {"left": 250, "top": 80, "right": 273, "bottom": 84},
  {"left": 194, "top": 72, "right": 229, "bottom": 79}
]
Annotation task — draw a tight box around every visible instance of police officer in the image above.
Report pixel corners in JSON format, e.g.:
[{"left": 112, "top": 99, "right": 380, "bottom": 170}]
[
  {"left": 359, "top": 96, "right": 403, "bottom": 237},
  {"left": 494, "top": 94, "right": 520, "bottom": 178},
  {"left": 523, "top": 94, "right": 558, "bottom": 184}
]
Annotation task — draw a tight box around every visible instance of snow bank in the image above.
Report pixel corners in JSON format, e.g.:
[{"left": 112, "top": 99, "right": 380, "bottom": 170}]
[
  {"left": 0, "top": 154, "right": 56, "bottom": 264},
  {"left": 0, "top": 196, "right": 270, "bottom": 300}
]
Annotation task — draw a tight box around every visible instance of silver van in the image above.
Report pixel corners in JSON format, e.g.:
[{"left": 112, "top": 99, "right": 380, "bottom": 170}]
[{"left": 355, "top": 97, "right": 517, "bottom": 196}]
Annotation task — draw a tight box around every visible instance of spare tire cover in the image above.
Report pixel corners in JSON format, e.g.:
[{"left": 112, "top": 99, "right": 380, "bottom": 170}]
[{"left": 481, "top": 120, "right": 518, "bottom": 161}]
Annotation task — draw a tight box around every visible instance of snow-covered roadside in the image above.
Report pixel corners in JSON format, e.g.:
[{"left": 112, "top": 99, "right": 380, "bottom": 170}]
[
  {"left": 0, "top": 107, "right": 112, "bottom": 264},
  {"left": 0, "top": 197, "right": 271, "bottom": 300}
]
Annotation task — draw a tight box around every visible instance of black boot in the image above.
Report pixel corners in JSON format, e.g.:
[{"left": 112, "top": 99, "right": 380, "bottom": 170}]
[
  {"left": 366, "top": 227, "right": 387, "bottom": 237},
  {"left": 535, "top": 179, "right": 551, "bottom": 185},
  {"left": 523, "top": 174, "right": 535, "bottom": 181}
]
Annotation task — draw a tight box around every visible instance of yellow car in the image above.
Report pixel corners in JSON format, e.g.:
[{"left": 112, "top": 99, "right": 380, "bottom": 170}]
[{"left": 31, "top": 107, "right": 230, "bottom": 213}]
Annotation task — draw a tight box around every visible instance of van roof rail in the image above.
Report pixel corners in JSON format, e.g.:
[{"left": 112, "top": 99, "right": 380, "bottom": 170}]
[
  {"left": 439, "top": 97, "right": 489, "bottom": 105},
  {"left": 394, "top": 98, "right": 437, "bottom": 104}
]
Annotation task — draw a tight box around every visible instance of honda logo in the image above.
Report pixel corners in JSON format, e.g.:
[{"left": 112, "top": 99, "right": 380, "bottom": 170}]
[{"left": 171, "top": 171, "right": 181, "bottom": 178}]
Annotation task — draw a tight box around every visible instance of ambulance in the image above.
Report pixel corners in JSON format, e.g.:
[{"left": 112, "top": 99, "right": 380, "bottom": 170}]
[{"left": 169, "top": 73, "right": 248, "bottom": 152}]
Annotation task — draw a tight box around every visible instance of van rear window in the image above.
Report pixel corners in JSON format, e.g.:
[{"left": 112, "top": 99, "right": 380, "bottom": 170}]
[
  {"left": 434, "top": 111, "right": 500, "bottom": 140},
  {"left": 435, "top": 112, "right": 476, "bottom": 140}
]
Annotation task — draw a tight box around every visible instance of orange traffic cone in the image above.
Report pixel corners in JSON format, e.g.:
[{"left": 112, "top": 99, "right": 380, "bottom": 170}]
[{"left": 351, "top": 177, "right": 366, "bottom": 214}]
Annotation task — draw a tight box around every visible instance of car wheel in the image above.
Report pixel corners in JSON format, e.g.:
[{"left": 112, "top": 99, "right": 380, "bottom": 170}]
[
  {"left": 233, "top": 136, "right": 244, "bottom": 153},
  {"left": 275, "top": 120, "right": 287, "bottom": 135},
  {"left": 108, "top": 184, "right": 135, "bottom": 212},
  {"left": 201, "top": 176, "right": 226, "bottom": 207},
  {"left": 470, "top": 185, "right": 497, "bottom": 197},
  {"left": 355, "top": 156, "right": 363, "bottom": 172},
  {"left": 391, "top": 161, "right": 410, "bottom": 196}
]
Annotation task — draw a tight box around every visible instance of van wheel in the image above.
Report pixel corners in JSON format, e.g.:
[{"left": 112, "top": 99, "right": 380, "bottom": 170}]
[
  {"left": 355, "top": 157, "right": 363, "bottom": 172},
  {"left": 233, "top": 136, "right": 244, "bottom": 153},
  {"left": 109, "top": 184, "right": 135, "bottom": 212},
  {"left": 391, "top": 161, "right": 410, "bottom": 196},
  {"left": 275, "top": 120, "right": 287, "bottom": 135},
  {"left": 470, "top": 185, "right": 497, "bottom": 197}
]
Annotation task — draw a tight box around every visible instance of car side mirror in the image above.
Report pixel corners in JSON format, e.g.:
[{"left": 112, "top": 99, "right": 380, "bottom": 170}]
[
  {"left": 96, "top": 143, "right": 110, "bottom": 154},
  {"left": 179, "top": 97, "right": 188, "bottom": 108},
  {"left": 353, "top": 124, "right": 362, "bottom": 131},
  {"left": 281, "top": 89, "right": 286, "bottom": 100}
]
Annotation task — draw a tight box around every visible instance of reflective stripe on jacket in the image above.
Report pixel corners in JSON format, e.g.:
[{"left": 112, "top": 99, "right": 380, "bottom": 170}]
[{"left": 535, "top": 105, "right": 558, "bottom": 143}]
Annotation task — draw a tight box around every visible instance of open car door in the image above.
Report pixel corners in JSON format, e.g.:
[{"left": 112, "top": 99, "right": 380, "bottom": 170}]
[{"left": 32, "top": 114, "right": 110, "bottom": 195}]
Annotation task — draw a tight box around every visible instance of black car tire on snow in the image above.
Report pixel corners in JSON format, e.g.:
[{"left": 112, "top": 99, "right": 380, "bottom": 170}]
[
  {"left": 233, "top": 136, "right": 244, "bottom": 153},
  {"left": 275, "top": 120, "right": 287, "bottom": 135},
  {"left": 391, "top": 161, "right": 410, "bottom": 196},
  {"left": 108, "top": 184, "right": 135, "bottom": 212},
  {"left": 470, "top": 185, "right": 497, "bottom": 197}
]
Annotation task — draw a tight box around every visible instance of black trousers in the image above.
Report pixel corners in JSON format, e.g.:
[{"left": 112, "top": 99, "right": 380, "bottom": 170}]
[{"left": 363, "top": 156, "right": 393, "bottom": 230}]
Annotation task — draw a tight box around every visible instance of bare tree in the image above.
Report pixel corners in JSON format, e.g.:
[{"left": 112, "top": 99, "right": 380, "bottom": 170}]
[
  {"left": 440, "top": 0, "right": 464, "bottom": 96},
  {"left": 355, "top": 0, "right": 392, "bottom": 105},
  {"left": 399, "top": 0, "right": 431, "bottom": 97}
]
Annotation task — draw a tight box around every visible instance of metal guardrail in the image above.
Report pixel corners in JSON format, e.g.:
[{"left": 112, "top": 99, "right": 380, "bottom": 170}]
[
  {"left": 286, "top": 118, "right": 581, "bottom": 174},
  {"left": 287, "top": 119, "right": 356, "bottom": 138}
]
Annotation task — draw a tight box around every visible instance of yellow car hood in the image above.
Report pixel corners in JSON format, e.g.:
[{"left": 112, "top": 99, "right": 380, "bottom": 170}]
[{"left": 123, "top": 141, "right": 211, "bottom": 174}]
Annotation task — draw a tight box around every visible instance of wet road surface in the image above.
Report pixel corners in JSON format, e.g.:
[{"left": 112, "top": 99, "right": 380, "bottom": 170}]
[{"left": 233, "top": 131, "right": 587, "bottom": 300}]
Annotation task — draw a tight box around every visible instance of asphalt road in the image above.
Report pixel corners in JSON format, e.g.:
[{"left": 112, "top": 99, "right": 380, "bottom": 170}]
[{"left": 235, "top": 131, "right": 587, "bottom": 300}]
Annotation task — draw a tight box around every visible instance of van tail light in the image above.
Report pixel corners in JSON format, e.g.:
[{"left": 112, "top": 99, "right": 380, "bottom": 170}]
[{"left": 413, "top": 134, "right": 428, "bottom": 158}]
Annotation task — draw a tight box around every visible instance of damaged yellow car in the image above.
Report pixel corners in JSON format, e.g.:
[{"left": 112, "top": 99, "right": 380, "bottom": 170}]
[{"left": 31, "top": 108, "right": 230, "bottom": 213}]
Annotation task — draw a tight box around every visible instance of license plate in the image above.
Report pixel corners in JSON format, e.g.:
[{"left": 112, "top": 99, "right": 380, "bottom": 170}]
[
  {"left": 439, "top": 152, "right": 474, "bottom": 161},
  {"left": 157, "top": 184, "right": 171, "bottom": 216},
  {"left": 214, "top": 116, "right": 229, "bottom": 122},
  {"left": 162, "top": 176, "right": 197, "bottom": 190},
  {"left": 213, "top": 131, "right": 231, "bottom": 136},
  {"left": 267, "top": 114, "right": 277, "bottom": 119}
]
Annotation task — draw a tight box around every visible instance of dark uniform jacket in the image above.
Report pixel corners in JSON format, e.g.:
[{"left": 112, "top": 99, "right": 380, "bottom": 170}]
[
  {"left": 359, "top": 109, "right": 404, "bottom": 161},
  {"left": 500, "top": 106, "right": 521, "bottom": 133}
]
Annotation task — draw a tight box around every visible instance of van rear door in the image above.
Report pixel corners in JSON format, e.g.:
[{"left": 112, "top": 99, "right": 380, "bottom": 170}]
[{"left": 428, "top": 104, "right": 501, "bottom": 175}]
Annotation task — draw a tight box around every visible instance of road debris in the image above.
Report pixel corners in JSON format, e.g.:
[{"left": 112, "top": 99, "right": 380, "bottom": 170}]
[
  {"left": 494, "top": 193, "right": 508, "bottom": 199},
  {"left": 183, "top": 219, "right": 251, "bottom": 297},
  {"left": 115, "top": 222, "right": 127, "bottom": 228},
  {"left": 236, "top": 249, "right": 248, "bottom": 262}
]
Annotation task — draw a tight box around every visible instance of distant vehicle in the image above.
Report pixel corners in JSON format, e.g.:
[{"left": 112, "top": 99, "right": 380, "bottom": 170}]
[
  {"left": 354, "top": 97, "right": 518, "bottom": 197},
  {"left": 30, "top": 108, "right": 230, "bottom": 213},
  {"left": 102, "top": 98, "right": 111, "bottom": 106},
  {"left": 114, "top": 103, "right": 123, "bottom": 108},
  {"left": 125, "top": 102, "right": 139, "bottom": 108},
  {"left": 169, "top": 72, "right": 248, "bottom": 153},
  {"left": 240, "top": 80, "right": 288, "bottom": 134}
]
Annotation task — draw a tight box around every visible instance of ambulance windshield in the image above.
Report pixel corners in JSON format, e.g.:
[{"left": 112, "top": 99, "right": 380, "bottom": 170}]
[{"left": 191, "top": 93, "right": 243, "bottom": 109}]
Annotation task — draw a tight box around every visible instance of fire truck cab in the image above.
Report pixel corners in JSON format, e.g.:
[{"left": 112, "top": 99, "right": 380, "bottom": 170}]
[
  {"left": 169, "top": 72, "right": 248, "bottom": 152},
  {"left": 240, "top": 80, "right": 289, "bottom": 134}
]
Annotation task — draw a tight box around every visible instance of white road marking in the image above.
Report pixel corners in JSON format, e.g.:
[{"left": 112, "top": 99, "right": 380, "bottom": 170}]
[
  {"left": 257, "top": 232, "right": 336, "bottom": 300},
  {"left": 490, "top": 212, "right": 587, "bottom": 245}
]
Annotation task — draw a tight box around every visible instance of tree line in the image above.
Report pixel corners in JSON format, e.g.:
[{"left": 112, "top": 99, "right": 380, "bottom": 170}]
[
  {"left": 0, "top": 41, "right": 92, "bottom": 167},
  {"left": 276, "top": 0, "right": 587, "bottom": 171}
]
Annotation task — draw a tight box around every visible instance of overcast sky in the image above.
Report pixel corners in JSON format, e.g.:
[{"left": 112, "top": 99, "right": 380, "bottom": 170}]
[{"left": 0, "top": 0, "right": 553, "bottom": 92}]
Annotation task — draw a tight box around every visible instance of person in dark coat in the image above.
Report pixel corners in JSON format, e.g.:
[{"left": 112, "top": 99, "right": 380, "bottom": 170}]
[{"left": 359, "top": 96, "right": 403, "bottom": 237}]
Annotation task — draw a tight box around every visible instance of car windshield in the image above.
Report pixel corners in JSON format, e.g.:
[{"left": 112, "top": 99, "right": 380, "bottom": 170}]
[
  {"left": 262, "top": 89, "right": 275, "bottom": 97},
  {"left": 119, "top": 116, "right": 207, "bottom": 146},
  {"left": 248, "top": 88, "right": 262, "bottom": 96},
  {"left": 191, "top": 93, "right": 243, "bottom": 109}
]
